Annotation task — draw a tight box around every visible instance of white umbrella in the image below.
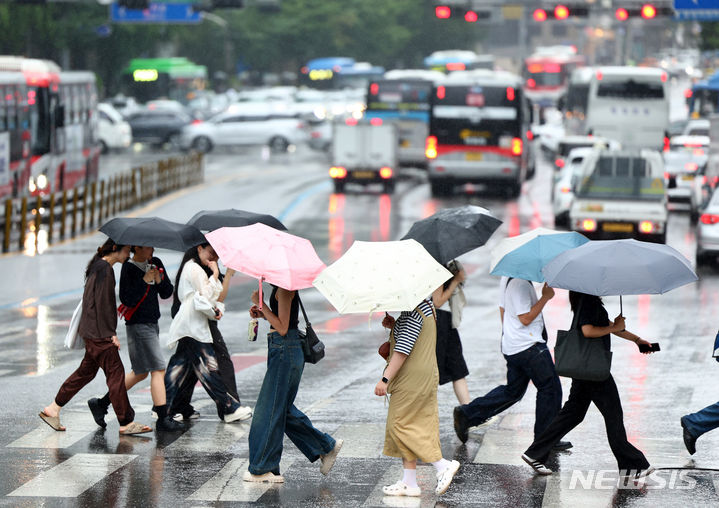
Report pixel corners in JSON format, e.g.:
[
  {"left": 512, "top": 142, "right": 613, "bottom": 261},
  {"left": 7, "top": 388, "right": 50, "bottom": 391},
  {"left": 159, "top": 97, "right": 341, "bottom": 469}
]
[{"left": 313, "top": 239, "right": 453, "bottom": 314}]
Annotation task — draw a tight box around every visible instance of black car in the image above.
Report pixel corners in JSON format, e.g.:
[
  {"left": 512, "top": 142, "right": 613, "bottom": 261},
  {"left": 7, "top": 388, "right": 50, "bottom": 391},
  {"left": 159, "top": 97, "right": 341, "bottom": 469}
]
[{"left": 126, "top": 109, "right": 193, "bottom": 148}]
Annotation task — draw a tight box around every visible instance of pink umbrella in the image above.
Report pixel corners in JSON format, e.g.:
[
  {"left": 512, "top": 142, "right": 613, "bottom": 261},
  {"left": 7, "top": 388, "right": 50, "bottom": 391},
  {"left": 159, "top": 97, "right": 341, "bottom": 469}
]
[{"left": 206, "top": 223, "right": 326, "bottom": 309}]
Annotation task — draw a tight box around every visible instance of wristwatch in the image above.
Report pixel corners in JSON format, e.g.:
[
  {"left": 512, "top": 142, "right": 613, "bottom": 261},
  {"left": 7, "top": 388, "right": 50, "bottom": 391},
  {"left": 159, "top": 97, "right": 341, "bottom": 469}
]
[{"left": 381, "top": 376, "right": 389, "bottom": 384}]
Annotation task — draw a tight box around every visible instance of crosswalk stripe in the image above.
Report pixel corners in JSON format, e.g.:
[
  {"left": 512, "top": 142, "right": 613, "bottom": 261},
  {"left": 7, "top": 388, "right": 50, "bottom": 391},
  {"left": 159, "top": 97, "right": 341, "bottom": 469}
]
[
  {"left": 8, "top": 453, "right": 137, "bottom": 497},
  {"left": 541, "top": 471, "right": 619, "bottom": 508},
  {"left": 8, "top": 412, "right": 98, "bottom": 449},
  {"left": 472, "top": 427, "right": 528, "bottom": 466},
  {"left": 164, "top": 420, "right": 250, "bottom": 454},
  {"left": 331, "top": 423, "right": 385, "bottom": 458},
  {"left": 187, "top": 457, "right": 295, "bottom": 502},
  {"left": 361, "top": 463, "right": 437, "bottom": 507}
]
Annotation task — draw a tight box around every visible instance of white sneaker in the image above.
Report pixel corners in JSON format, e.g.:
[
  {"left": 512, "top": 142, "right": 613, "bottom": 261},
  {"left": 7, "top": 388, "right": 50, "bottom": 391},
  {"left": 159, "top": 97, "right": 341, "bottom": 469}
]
[
  {"left": 172, "top": 411, "right": 200, "bottom": 422},
  {"left": 630, "top": 466, "right": 656, "bottom": 480},
  {"left": 435, "top": 459, "right": 460, "bottom": 495},
  {"left": 320, "top": 439, "right": 343, "bottom": 475},
  {"left": 521, "top": 454, "right": 552, "bottom": 475},
  {"left": 242, "top": 470, "right": 284, "bottom": 483},
  {"left": 382, "top": 480, "right": 421, "bottom": 497},
  {"left": 225, "top": 406, "right": 252, "bottom": 423}
]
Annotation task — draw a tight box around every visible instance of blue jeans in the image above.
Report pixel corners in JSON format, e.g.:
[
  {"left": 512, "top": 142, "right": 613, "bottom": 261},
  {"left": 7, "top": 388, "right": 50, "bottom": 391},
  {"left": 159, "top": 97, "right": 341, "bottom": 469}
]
[
  {"left": 248, "top": 330, "right": 335, "bottom": 475},
  {"left": 459, "top": 342, "right": 562, "bottom": 438},
  {"left": 164, "top": 337, "right": 240, "bottom": 418},
  {"left": 683, "top": 401, "right": 719, "bottom": 438}
]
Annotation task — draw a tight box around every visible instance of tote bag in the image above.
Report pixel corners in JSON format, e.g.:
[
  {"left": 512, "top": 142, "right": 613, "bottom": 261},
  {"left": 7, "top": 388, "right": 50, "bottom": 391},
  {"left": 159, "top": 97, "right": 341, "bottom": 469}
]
[
  {"left": 297, "top": 295, "right": 325, "bottom": 364},
  {"left": 64, "top": 299, "right": 84, "bottom": 350},
  {"left": 554, "top": 302, "right": 612, "bottom": 382}
]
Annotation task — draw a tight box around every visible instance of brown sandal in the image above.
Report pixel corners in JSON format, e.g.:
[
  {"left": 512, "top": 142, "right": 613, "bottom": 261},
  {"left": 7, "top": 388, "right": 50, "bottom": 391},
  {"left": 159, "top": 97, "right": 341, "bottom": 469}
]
[
  {"left": 39, "top": 411, "right": 66, "bottom": 431},
  {"left": 119, "top": 421, "right": 152, "bottom": 435}
]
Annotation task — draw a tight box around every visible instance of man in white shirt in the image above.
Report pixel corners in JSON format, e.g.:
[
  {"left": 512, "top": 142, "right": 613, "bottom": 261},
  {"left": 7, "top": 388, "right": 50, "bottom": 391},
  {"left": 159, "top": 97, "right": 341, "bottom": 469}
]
[{"left": 453, "top": 277, "right": 569, "bottom": 449}]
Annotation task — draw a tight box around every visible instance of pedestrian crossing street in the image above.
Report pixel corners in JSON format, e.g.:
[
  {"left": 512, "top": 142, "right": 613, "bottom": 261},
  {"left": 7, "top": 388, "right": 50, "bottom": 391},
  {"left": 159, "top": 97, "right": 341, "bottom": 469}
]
[{"left": 5, "top": 400, "right": 719, "bottom": 507}]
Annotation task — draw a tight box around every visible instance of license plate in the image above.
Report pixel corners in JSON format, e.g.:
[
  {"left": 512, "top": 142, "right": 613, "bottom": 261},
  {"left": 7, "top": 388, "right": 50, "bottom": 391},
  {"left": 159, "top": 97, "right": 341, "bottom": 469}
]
[
  {"left": 352, "top": 171, "right": 375, "bottom": 179},
  {"left": 465, "top": 152, "right": 483, "bottom": 161},
  {"left": 400, "top": 139, "right": 411, "bottom": 148},
  {"left": 602, "top": 222, "right": 633, "bottom": 233},
  {"left": 681, "top": 175, "right": 694, "bottom": 181}
]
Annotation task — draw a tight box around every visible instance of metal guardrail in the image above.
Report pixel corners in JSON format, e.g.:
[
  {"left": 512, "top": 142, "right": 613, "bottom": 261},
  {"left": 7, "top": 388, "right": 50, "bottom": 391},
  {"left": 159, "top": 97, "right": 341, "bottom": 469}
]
[{"left": 2, "top": 152, "right": 204, "bottom": 254}]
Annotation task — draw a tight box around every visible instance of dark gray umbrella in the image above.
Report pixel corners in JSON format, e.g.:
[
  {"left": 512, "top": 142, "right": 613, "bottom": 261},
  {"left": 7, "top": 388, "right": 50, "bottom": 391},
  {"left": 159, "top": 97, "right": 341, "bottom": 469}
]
[
  {"left": 187, "top": 209, "right": 287, "bottom": 232},
  {"left": 99, "top": 217, "right": 206, "bottom": 252},
  {"left": 401, "top": 205, "right": 502, "bottom": 264}
]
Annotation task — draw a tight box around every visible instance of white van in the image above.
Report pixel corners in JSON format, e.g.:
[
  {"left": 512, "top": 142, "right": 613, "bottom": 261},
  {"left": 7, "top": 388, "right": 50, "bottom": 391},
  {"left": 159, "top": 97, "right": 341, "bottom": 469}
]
[
  {"left": 585, "top": 67, "right": 670, "bottom": 150},
  {"left": 97, "top": 103, "right": 131, "bottom": 153}
]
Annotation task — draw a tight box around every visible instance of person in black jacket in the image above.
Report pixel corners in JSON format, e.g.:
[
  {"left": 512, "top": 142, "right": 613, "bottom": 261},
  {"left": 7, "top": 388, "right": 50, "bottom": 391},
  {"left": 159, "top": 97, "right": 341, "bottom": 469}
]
[{"left": 87, "top": 245, "right": 183, "bottom": 432}]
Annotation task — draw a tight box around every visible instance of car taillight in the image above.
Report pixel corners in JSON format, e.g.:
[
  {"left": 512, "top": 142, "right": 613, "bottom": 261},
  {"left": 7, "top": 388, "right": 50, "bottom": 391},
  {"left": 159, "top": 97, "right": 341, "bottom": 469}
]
[
  {"left": 694, "top": 149, "right": 705, "bottom": 156},
  {"left": 555, "top": 158, "right": 565, "bottom": 168},
  {"left": 526, "top": 130, "right": 534, "bottom": 141},
  {"left": 329, "top": 166, "right": 347, "bottom": 179},
  {"left": 311, "top": 131, "right": 321, "bottom": 138},
  {"left": 426, "top": 136, "right": 438, "bottom": 159},
  {"left": 526, "top": 78, "right": 536, "bottom": 88},
  {"left": 663, "top": 136, "right": 670, "bottom": 152},
  {"left": 700, "top": 214, "right": 719, "bottom": 225},
  {"left": 685, "top": 162, "right": 698, "bottom": 171},
  {"left": 192, "top": 119, "right": 202, "bottom": 125},
  {"left": 345, "top": 118, "right": 358, "bottom": 126},
  {"left": 580, "top": 219, "right": 597, "bottom": 232},
  {"left": 297, "top": 122, "right": 307, "bottom": 129},
  {"left": 560, "top": 186, "right": 571, "bottom": 193},
  {"left": 379, "top": 167, "right": 393, "bottom": 179},
  {"left": 638, "top": 221, "right": 654, "bottom": 234},
  {"left": 511, "top": 137, "right": 522, "bottom": 156},
  {"left": 663, "top": 171, "right": 670, "bottom": 180}
]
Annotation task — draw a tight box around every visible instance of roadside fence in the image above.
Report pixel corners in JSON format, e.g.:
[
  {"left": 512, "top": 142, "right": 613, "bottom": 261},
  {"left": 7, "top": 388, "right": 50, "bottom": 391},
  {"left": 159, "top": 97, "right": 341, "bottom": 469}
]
[{"left": 2, "top": 152, "right": 203, "bottom": 255}]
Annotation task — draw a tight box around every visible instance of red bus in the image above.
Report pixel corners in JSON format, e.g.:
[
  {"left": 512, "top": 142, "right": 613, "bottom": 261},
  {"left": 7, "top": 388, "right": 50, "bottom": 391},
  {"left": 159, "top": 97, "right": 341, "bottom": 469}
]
[
  {"left": 523, "top": 46, "right": 585, "bottom": 108},
  {"left": 0, "top": 57, "right": 99, "bottom": 199},
  {"left": 0, "top": 71, "right": 32, "bottom": 199}
]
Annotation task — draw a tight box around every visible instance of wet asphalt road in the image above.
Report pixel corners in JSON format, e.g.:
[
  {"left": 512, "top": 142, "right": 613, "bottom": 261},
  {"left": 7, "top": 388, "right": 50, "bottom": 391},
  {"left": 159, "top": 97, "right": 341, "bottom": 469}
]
[{"left": 2, "top": 94, "right": 719, "bottom": 506}]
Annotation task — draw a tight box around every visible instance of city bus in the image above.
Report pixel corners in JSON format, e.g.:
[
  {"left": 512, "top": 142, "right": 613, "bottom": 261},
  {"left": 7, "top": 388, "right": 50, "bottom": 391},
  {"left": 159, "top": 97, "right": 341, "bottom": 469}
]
[
  {"left": 423, "top": 50, "right": 494, "bottom": 73},
  {"left": 523, "top": 46, "right": 585, "bottom": 108},
  {"left": 121, "top": 57, "right": 208, "bottom": 104},
  {"left": 0, "top": 57, "right": 100, "bottom": 198},
  {"left": 364, "top": 69, "right": 444, "bottom": 168},
  {"left": 585, "top": 67, "right": 670, "bottom": 150},
  {"left": 0, "top": 72, "right": 31, "bottom": 199},
  {"left": 299, "top": 57, "right": 384, "bottom": 90},
  {"left": 425, "top": 70, "right": 531, "bottom": 197},
  {"left": 687, "top": 70, "right": 719, "bottom": 118},
  {"left": 562, "top": 66, "right": 594, "bottom": 135}
]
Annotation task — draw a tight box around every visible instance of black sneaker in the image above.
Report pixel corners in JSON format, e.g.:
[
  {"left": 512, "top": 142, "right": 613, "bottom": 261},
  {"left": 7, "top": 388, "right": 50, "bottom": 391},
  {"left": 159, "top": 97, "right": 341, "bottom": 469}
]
[
  {"left": 552, "top": 440, "right": 573, "bottom": 451},
  {"left": 521, "top": 453, "right": 552, "bottom": 475},
  {"left": 680, "top": 416, "right": 697, "bottom": 455},
  {"left": 453, "top": 406, "right": 469, "bottom": 443},
  {"left": 156, "top": 416, "right": 185, "bottom": 432},
  {"left": 87, "top": 398, "right": 108, "bottom": 429}
]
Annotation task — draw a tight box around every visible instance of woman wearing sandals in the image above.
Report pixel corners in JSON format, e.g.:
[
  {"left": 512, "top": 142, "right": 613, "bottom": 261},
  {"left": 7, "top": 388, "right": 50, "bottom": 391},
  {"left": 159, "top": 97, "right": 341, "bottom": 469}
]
[
  {"left": 243, "top": 284, "right": 343, "bottom": 483},
  {"left": 164, "top": 242, "right": 252, "bottom": 423},
  {"left": 40, "top": 239, "right": 152, "bottom": 436},
  {"left": 376, "top": 298, "right": 460, "bottom": 498}
]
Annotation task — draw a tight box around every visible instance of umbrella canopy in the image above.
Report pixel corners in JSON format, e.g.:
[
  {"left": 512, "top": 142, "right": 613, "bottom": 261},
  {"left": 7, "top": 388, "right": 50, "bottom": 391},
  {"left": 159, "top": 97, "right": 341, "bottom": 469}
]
[
  {"left": 313, "top": 239, "right": 453, "bottom": 314},
  {"left": 490, "top": 228, "right": 589, "bottom": 282},
  {"left": 401, "top": 205, "right": 502, "bottom": 264},
  {"left": 99, "top": 217, "right": 206, "bottom": 252},
  {"left": 206, "top": 223, "right": 325, "bottom": 291},
  {"left": 542, "top": 239, "right": 698, "bottom": 296},
  {"left": 187, "top": 209, "right": 287, "bottom": 232}
]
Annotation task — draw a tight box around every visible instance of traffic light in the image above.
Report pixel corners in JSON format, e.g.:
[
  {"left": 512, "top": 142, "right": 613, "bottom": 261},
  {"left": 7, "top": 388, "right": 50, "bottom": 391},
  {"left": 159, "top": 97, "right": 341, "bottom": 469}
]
[
  {"left": 531, "top": 4, "right": 589, "bottom": 21},
  {"left": 614, "top": 4, "right": 674, "bottom": 20},
  {"left": 118, "top": 0, "right": 150, "bottom": 9},
  {"left": 434, "top": 5, "right": 492, "bottom": 22}
]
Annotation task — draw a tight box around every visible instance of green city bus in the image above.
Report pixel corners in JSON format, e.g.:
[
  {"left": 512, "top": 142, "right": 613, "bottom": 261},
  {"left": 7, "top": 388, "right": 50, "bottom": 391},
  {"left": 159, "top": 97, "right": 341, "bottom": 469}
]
[{"left": 121, "top": 57, "right": 208, "bottom": 104}]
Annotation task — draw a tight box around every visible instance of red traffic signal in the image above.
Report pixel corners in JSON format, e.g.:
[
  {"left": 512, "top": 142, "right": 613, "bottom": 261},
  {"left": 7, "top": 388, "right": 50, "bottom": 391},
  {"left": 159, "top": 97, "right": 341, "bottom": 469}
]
[
  {"left": 615, "top": 7, "right": 629, "bottom": 21},
  {"left": 435, "top": 5, "right": 451, "bottom": 19},
  {"left": 533, "top": 8, "right": 547, "bottom": 21},
  {"left": 641, "top": 3, "right": 656, "bottom": 19},
  {"left": 554, "top": 5, "right": 569, "bottom": 20},
  {"left": 465, "top": 10, "right": 478, "bottom": 22}
]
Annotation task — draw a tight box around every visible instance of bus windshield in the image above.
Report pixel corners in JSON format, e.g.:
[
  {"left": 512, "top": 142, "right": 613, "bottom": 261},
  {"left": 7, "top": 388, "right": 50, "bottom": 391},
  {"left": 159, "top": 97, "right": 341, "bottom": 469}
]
[
  {"left": 566, "top": 83, "right": 589, "bottom": 113},
  {"left": 597, "top": 80, "right": 664, "bottom": 99},
  {"left": 366, "top": 80, "right": 432, "bottom": 114}
]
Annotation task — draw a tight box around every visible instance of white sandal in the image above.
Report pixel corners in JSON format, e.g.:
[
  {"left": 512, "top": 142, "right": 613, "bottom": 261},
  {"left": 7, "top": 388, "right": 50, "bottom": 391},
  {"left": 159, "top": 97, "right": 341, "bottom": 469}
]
[{"left": 382, "top": 480, "right": 421, "bottom": 497}]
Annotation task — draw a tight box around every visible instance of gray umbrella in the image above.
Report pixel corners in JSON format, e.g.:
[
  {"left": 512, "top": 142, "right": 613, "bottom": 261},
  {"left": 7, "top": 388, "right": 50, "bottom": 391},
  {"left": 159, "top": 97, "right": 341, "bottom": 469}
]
[
  {"left": 401, "top": 205, "right": 502, "bottom": 264},
  {"left": 542, "top": 239, "right": 698, "bottom": 312},
  {"left": 99, "top": 217, "right": 206, "bottom": 252},
  {"left": 187, "top": 209, "right": 287, "bottom": 232}
]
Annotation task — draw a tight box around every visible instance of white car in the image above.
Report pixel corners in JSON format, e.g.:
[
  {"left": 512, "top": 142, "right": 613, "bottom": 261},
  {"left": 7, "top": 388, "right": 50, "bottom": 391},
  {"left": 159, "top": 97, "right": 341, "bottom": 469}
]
[
  {"left": 696, "top": 189, "right": 719, "bottom": 266},
  {"left": 552, "top": 147, "right": 594, "bottom": 227},
  {"left": 664, "top": 139, "right": 710, "bottom": 219},
  {"left": 180, "top": 103, "right": 310, "bottom": 153},
  {"left": 97, "top": 103, "right": 131, "bottom": 153},
  {"left": 682, "top": 118, "right": 710, "bottom": 137}
]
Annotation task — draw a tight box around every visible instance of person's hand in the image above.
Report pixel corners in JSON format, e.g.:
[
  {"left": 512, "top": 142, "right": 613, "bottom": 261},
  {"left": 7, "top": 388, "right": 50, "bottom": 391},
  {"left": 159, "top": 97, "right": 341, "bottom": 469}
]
[
  {"left": 143, "top": 268, "right": 156, "bottom": 284},
  {"left": 249, "top": 305, "right": 265, "bottom": 319},
  {"left": 382, "top": 312, "right": 395, "bottom": 329},
  {"left": 154, "top": 267, "right": 163, "bottom": 283},
  {"left": 111, "top": 335, "right": 120, "bottom": 349},
  {"left": 226, "top": 268, "right": 236, "bottom": 278},
  {"left": 636, "top": 338, "right": 654, "bottom": 354},
  {"left": 541, "top": 283, "right": 555, "bottom": 300},
  {"left": 207, "top": 260, "right": 219, "bottom": 277},
  {"left": 374, "top": 379, "right": 388, "bottom": 396},
  {"left": 613, "top": 315, "right": 626, "bottom": 333},
  {"left": 455, "top": 269, "right": 467, "bottom": 284},
  {"left": 213, "top": 307, "right": 223, "bottom": 320}
]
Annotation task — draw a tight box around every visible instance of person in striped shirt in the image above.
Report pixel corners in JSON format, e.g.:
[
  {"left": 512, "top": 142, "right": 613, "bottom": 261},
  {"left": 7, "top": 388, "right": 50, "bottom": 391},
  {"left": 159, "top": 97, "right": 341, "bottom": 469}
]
[{"left": 375, "top": 298, "right": 460, "bottom": 497}]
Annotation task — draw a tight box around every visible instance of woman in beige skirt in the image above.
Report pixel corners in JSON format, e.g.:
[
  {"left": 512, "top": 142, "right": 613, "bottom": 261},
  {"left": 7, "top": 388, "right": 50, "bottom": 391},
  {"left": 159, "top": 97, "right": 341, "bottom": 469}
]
[{"left": 375, "top": 298, "right": 460, "bottom": 497}]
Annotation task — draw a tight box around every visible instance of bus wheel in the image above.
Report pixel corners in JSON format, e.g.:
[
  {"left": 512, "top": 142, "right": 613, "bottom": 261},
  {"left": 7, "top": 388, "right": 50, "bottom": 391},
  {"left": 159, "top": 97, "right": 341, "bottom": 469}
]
[
  {"left": 430, "top": 181, "right": 451, "bottom": 197},
  {"left": 193, "top": 136, "right": 213, "bottom": 153},
  {"left": 333, "top": 180, "right": 346, "bottom": 194}
]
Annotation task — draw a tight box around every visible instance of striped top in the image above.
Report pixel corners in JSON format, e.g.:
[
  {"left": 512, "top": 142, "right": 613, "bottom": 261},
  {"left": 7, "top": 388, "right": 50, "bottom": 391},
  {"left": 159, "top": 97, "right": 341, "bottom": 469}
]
[{"left": 393, "top": 299, "right": 435, "bottom": 356}]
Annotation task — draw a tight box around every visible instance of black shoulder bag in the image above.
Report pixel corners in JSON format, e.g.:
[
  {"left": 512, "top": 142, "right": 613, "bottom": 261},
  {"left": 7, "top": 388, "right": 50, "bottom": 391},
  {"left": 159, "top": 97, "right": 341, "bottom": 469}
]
[
  {"left": 297, "top": 295, "right": 325, "bottom": 364},
  {"left": 554, "top": 301, "right": 613, "bottom": 382}
]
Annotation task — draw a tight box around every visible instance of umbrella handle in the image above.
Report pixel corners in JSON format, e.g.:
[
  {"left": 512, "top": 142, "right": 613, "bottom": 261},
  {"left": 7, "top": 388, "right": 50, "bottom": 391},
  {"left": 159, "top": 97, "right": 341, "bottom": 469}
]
[
  {"left": 259, "top": 277, "right": 264, "bottom": 311},
  {"left": 620, "top": 295, "right": 622, "bottom": 316}
]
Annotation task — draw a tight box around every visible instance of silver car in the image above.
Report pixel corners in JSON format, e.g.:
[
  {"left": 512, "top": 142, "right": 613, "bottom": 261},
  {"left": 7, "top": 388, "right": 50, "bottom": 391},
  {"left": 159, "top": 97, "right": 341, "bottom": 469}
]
[{"left": 696, "top": 188, "right": 719, "bottom": 267}]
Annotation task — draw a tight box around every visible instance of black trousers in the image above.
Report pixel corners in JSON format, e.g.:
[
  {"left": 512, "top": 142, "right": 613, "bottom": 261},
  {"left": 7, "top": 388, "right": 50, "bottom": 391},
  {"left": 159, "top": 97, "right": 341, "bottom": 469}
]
[
  {"left": 524, "top": 374, "right": 650, "bottom": 472},
  {"left": 170, "top": 321, "right": 240, "bottom": 418}
]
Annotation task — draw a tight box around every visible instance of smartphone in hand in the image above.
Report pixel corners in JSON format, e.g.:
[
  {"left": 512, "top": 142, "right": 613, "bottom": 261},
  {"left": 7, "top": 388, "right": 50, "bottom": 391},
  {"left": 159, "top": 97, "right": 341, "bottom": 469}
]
[{"left": 638, "top": 342, "right": 660, "bottom": 353}]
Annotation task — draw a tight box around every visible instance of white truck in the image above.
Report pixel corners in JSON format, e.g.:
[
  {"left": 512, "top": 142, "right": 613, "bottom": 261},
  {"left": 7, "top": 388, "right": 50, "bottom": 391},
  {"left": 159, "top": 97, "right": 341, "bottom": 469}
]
[
  {"left": 569, "top": 150, "right": 668, "bottom": 243},
  {"left": 329, "top": 121, "right": 398, "bottom": 194}
]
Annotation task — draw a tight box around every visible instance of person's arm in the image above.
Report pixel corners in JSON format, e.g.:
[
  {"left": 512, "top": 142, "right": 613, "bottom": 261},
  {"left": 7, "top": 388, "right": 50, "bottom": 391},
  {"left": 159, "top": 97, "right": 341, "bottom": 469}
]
[
  {"left": 374, "top": 351, "right": 408, "bottom": 396},
  {"left": 218, "top": 268, "right": 236, "bottom": 303},
  {"left": 432, "top": 270, "right": 466, "bottom": 308},
  {"left": 96, "top": 264, "right": 118, "bottom": 339},
  {"left": 499, "top": 306, "right": 504, "bottom": 323},
  {"left": 252, "top": 288, "right": 294, "bottom": 336},
  {"left": 154, "top": 258, "right": 174, "bottom": 300},
  {"left": 188, "top": 262, "right": 222, "bottom": 302},
  {"left": 119, "top": 263, "right": 148, "bottom": 307},
  {"left": 517, "top": 282, "right": 554, "bottom": 326}
]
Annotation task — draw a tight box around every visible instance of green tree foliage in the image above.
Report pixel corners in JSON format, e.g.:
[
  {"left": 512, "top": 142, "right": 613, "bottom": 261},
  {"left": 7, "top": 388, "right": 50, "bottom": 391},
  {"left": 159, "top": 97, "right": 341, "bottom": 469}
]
[{"left": 700, "top": 22, "right": 719, "bottom": 51}]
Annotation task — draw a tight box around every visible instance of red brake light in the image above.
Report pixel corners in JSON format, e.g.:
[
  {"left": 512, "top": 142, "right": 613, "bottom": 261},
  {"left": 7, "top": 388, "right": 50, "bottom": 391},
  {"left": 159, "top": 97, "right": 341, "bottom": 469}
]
[
  {"left": 426, "top": 136, "right": 438, "bottom": 159},
  {"left": 435, "top": 5, "right": 451, "bottom": 18},
  {"left": 370, "top": 83, "right": 379, "bottom": 95},
  {"left": 596, "top": 70, "right": 603, "bottom": 81},
  {"left": 370, "top": 118, "right": 383, "bottom": 126},
  {"left": 329, "top": 166, "right": 347, "bottom": 179},
  {"left": 560, "top": 186, "right": 571, "bottom": 194},
  {"left": 700, "top": 214, "right": 719, "bottom": 225},
  {"left": 639, "top": 221, "right": 655, "bottom": 234},
  {"left": 581, "top": 219, "right": 597, "bottom": 232},
  {"left": 660, "top": 71, "right": 668, "bottom": 83},
  {"left": 345, "top": 118, "right": 358, "bottom": 126},
  {"left": 526, "top": 78, "right": 536, "bottom": 88},
  {"left": 437, "top": 86, "right": 446, "bottom": 100},
  {"left": 694, "top": 149, "right": 705, "bottom": 156},
  {"left": 446, "top": 62, "right": 466, "bottom": 71},
  {"left": 527, "top": 130, "right": 534, "bottom": 141},
  {"left": 684, "top": 89, "right": 693, "bottom": 99},
  {"left": 192, "top": 119, "right": 202, "bottom": 125},
  {"left": 685, "top": 162, "right": 699, "bottom": 171},
  {"left": 511, "top": 138, "right": 522, "bottom": 156},
  {"left": 379, "top": 167, "right": 393, "bottom": 179},
  {"left": 555, "top": 158, "right": 565, "bottom": 168},
  {"left": 663, "top": 136, "right": 670, "bottom": 152},
  {"left": 506, "top": 87, "right": 515, "bottom": 101}
]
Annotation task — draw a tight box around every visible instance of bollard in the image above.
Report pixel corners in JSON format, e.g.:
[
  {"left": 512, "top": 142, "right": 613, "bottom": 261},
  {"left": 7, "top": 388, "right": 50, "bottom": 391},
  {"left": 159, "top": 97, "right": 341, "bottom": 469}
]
[
  {"left": 82, "top": 185, "right": 89, "bottom": 231},
  {"left": 48, "top": 193, "right": 55, "bottom": 244},
  {"left": 71, "top": 187, "right": 79, "bottom": 237},
  {"left": 3, "top": 199, "right": 11, "bottom": 253},
  {"left": 98, "top": 180, "right": 105, "bottom": 224},
  {"left": 18, "top": 197, "right": 27, "bottom": 250},
  {"left": 34, "top": 195, "right": 41, "bottom": 250},
  {"left": 90, "top": 181, "right": 96, "bottom": 228},
  {"left": 131, "top": 171, "right": 137, "bottom": 208},
  {"left": 112, "top": 176, "right": 118, "bottom": 216},
  {"left": 60, "top": 190, "right": 67, "bottom": 239}
]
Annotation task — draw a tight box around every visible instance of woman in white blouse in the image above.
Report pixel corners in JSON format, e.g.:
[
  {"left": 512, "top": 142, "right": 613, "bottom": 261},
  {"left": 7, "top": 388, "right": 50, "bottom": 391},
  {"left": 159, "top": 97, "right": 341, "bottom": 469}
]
[{"left": 164, "top": 242, "right": 252, "bottom": 423}]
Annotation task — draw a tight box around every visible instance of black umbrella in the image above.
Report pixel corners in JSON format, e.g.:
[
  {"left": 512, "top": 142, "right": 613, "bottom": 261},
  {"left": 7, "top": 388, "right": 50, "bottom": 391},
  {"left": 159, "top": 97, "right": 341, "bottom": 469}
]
[
  {"left": 99, "top": 217, "right": 206, "bottom": 252},
  {"left": 186, "top": 209, "right": 287, "bottom": 232},
  {"left": 401, "top": 205, "right": 502, "bottom": 264}
]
